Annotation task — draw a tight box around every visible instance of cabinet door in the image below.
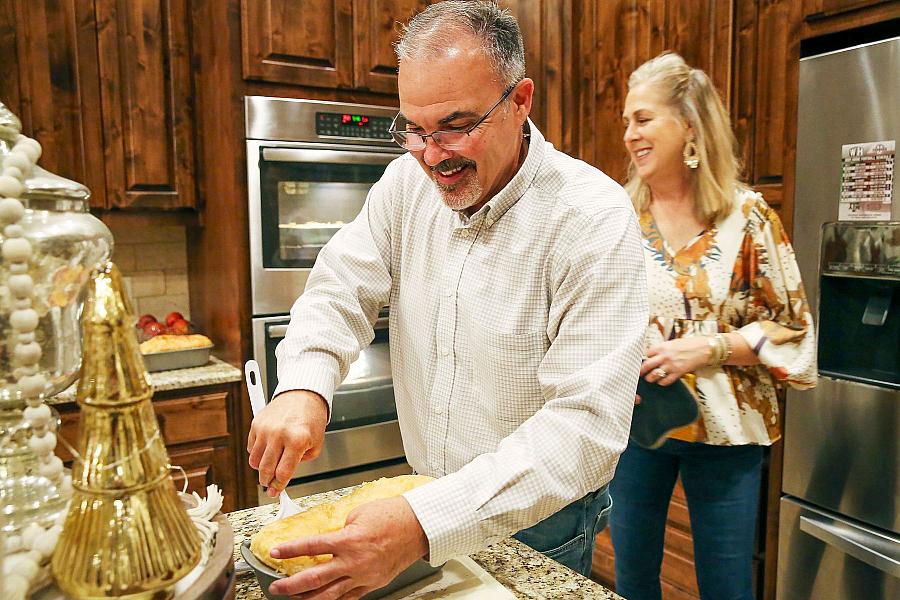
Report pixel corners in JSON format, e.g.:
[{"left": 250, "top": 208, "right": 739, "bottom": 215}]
[
  {"left": 94, "top": 0, "right": 197, "bottom": 210},
  {"left": 241, "top": 0, "right": 354, "bottom": 88},
  {"left": 804, "top": 0, "right": 896, "bottom": 18},
  {"left": 352, "top": 0, "right": 426, "bottom": 94},
  {"left": 0, "top": 0, "right": 107, "bottom": 208},
  {"left": 169, "top": 445, "right": 237, "bottom": 514}
]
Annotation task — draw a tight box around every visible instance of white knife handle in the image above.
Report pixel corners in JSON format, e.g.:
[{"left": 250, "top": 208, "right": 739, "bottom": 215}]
[{"left": 244, "top": 360, "right": 267, "bottom": 417}]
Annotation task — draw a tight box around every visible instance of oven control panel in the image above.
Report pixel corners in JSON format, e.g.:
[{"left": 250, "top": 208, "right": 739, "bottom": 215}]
[{"left": 316, "top": 111, "right": 393, "bottom": 140}]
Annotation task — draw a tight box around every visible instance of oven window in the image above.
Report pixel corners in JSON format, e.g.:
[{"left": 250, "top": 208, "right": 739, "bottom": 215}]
[
  {"left": 264, "top": 323, "right": 397, "bottom": 431},
  {"left": 259, "top": 152, "right": 388, "bottom": 269}
]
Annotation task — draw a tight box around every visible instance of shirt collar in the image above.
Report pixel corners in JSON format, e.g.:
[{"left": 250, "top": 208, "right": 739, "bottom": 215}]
[{"left": 454, "top": 118, "right": 546, "bottom": 229}]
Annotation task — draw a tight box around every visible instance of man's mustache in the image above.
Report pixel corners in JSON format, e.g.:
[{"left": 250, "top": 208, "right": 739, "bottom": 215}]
[{"left": 432, "top": 158, "right": 476, "bottom": 173}]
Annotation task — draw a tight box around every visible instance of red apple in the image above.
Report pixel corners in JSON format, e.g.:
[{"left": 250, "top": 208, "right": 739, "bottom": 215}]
[
  {"left": 165, "top": 311, "right": 184, "bottom": 327},
  {"left": 170, "top": 318, "right": 191, "bottom": 335},
  {"left": 142, "top": 321, "right": 164, "bottom": 337},
  {"left": 137, "top": 314, "right": 157, "bottom": 328}
]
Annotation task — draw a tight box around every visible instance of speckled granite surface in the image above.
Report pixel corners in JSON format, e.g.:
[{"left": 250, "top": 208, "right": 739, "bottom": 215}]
[
  {"left": 226, "top": 488, "right": 622, "bottom": 600},
  {"left": 46, "top": 356, "right": 242, "bottom": 405}
]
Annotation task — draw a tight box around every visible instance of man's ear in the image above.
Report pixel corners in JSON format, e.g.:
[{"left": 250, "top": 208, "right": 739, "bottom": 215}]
[{"left": 512, "top": 78, "right": 534, "bottom": 121}]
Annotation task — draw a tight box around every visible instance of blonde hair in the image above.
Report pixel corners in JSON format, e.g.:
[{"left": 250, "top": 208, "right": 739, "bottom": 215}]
[{"left": 624, "top": 52, "right": 745, "bottom": 224}]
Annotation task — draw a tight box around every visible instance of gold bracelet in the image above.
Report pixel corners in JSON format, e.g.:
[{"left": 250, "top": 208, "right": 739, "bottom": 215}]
[{"left": 706, "top": 333, "right": 732, "bottom": 367}]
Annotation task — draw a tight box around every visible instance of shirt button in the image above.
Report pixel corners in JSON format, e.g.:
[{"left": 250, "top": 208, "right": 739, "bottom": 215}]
[
  {"left": 485, "top": 218, "right": 494, "bottom": 227},
  {"left": 444, "top": 289, "right": 454, "bottom": 298},
  {"left": 433, "top": 404, "right": 444, "bottom": 415},
  {"left": 458, "top": 229, "right": 471, "bottom": 238},
  {"left": 441, "top": 346, "right": 451, "bottom": 357}
]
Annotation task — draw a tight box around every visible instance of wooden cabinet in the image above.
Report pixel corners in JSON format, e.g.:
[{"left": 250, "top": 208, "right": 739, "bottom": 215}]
[
  {"left": 803, "top": 0, "right": 897, "bottom": 19},
  {"left": 241, "top": 0, "right": 426, "bottom": 93},
  {"left": 55, "top": 383, "right": 244, "bottom": 513},
  {"left": 94, "top": 0, "right": 197, "bottom": 210},
  {"left": 0, "top": 0, "right": 198, "bottom": 211}
]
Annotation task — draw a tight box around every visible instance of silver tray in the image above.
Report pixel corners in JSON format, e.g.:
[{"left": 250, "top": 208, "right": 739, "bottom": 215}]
[
  {"left": 240, "top": 540, "right": 440, "bottom": 600},
  {"left": 141, "top": 346, "right": 212, "bottom": 372}
]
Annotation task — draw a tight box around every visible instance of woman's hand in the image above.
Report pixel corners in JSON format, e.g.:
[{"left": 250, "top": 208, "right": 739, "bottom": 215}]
[{"left": 641, "top": 337, "right": 712, "bottom": 386}]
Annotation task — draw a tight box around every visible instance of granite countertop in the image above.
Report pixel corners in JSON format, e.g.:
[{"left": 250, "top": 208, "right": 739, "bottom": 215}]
[
  {"left": 226, "top": 489, "right": 622, "bottom": 600},
  {"left": 47, "top": 356, "right": 243, "bottom": 406}
]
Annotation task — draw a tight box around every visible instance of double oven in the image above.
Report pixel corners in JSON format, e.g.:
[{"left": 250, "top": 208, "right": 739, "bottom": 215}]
[{"left": 246, "top": 96, "right": 408, "bottom": 500}]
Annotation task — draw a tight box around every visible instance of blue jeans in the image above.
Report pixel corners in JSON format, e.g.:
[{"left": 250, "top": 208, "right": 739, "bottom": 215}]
[
  {"left": 514, "top": 485, "right": 612, "bottom": 577},
  {"left": 609, "top": 440, "right": 763, "bottom": 600}
]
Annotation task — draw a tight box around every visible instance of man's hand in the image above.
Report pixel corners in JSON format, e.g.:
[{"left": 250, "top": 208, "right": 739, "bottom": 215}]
[
  {"left": 248, "top": 390, "right": 328, "bottom": 497},
  {"left": 267, "top": 496, "right": 429, "bottom": 600}
]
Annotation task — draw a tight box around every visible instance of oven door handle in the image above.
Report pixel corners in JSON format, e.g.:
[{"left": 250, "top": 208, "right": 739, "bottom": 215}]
[
  {"left": 262, "top": 147, "right": 399, "bottom": 165},
  {"left": 799, "top": 514, "right": 900, "bottom": 577},
  {"left": 268, "top": 317, "right": 388, "bottom": 341}
]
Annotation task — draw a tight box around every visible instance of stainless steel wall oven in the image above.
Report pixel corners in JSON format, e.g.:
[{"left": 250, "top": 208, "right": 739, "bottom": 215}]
[{"left": 246, "top": 97, "right": 409, "bottom": 501}]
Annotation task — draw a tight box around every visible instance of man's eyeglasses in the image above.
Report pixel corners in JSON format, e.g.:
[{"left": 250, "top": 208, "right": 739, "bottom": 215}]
[{"left": 389, "top": 84, "right": 517, "bottom": 151}]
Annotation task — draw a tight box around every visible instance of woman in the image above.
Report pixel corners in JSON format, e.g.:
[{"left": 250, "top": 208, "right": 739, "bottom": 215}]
[{"left": 610, "top": 52, "right": 817, "bottom": 600}]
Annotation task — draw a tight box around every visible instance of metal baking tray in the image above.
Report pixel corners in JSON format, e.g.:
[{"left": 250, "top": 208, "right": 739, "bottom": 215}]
[{"left": 141, "top": 346, "right": 212, "bottom": 372}]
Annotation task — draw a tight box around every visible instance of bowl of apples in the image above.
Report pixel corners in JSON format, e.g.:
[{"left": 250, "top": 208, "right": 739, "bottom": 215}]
[{"left": 137, "top": 311, "right": 214, "bottom": 372}]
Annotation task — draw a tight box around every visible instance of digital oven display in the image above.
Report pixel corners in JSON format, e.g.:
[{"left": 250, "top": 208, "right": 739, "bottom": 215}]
[{"left": 316, "top": 112, "right": 393, "bottom": 140}]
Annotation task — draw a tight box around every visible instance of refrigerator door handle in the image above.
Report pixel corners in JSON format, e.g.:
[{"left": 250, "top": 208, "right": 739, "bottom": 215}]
[{"left": 799, "top": 514, "right": 900, "bottom": 578}]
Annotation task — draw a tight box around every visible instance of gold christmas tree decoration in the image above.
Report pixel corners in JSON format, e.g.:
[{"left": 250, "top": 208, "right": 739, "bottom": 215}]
[{"left": 51, "top": 262, "right": 200, "bottom": 599}]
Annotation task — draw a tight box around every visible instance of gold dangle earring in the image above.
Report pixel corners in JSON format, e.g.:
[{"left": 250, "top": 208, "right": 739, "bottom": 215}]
[{"left": 683, "top": 139, "right": 700, "bottom": 169}]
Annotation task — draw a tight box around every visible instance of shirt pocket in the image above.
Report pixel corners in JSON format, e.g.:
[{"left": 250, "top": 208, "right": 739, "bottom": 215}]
[{"left": 470, "top": 327, "right": 547, "bottom": 423}]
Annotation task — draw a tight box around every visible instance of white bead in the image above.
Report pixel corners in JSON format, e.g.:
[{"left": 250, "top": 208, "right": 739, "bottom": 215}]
[
  {"left": 18, "top": 373, "right": 46, "bottom": 397},
  {"left": 2, "top": 151, "right": 32, "bottom": 173},
  {"left": 16, "top": 332, "right": 35, "bottom": 345},
  {"left": 0, "top": 174, "right": 25, "bottom": 197},
  {"left": 3, "top": 224, "right": 24, "bottom": 238},
  {"left": 38, "top": 454, "right": 63, "bottom": 479},
  {"left": 60, "top": 474, "right": 73, "bottom": 495},
  {"left": 1, "top": 572, "right": 30, "bottom": 599},
  {"left": 13, "top": 341, "right": 41, "bottom": 364},
  {"left": 23, "top": 403, "right": 51, "bottom": 427},
  {"left": 2, "top": 552, "right": 40, "bottom": 580},
  {"left": 32, "top": 526, "right": 60, "bottom": 558},
  {"left": 7, "top": 274, "right": 32, "bottom": 296},
  {"left": 2, "top": 238, "right": 32, "bottom": 262},
  {"left": 3, "top": 165, "right": 23, "bottom": 180},
  {"left": 21, "top": 522, "right": 44, "bottom": 550},
  {"left": 0, "top": 197, "right": 25, "bottom": 224},
  {"left": 10, "top": 308, "right": 38, "bottom": 332},
  {"left": 28, "top": 431, "right": 56, "bottom": 454},
  {"left": 13, "top": 297, "right": 31, "bottom": 308},
  {"left": 14, "top": 138, "right": 41, "bottom": 163},
  {"left": 4, "top": 534, "right": 23, "bottom": 553},
  {"left": 9, "top": 263, "right": 29, "bottom": 275}
]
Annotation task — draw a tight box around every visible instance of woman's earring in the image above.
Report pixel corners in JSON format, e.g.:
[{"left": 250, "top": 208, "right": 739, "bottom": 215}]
[{"left": 683, "top": 140, "right": 700, "bottom": 169}]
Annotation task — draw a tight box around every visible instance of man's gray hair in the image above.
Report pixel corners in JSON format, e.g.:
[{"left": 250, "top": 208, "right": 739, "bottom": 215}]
[{"left": 395, "top": 1, "right": 525, "bottom": 88}]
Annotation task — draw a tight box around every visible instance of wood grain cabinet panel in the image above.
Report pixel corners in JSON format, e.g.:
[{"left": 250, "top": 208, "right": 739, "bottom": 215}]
[
  {"left": 94, "top": 0, "right": 197, "bottom": 210},
  {"left": 804, "top": 0, "right": 896, "bottom": 18},
  {"left": 0, "top": 0, "right": 106, "bottom": 208},
  {"left": 168, "top": 444, "right": 238, "bottom": 513},
  {"left": 352, "top": 0, "right": 426, "bottom": 94},
  {"left": 241, "top": 0, "right": 354, "bottom": 88}
]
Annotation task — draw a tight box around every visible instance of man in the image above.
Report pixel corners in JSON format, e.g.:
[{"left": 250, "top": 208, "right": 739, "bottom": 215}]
[{"left": 248, "top": 1, "right": 647, "bottom": 597}]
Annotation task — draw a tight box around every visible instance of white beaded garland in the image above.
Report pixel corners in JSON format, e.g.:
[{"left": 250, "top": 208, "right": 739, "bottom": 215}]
[
  {"left": 1, "top": 128, "right": 68, "bottom": 596},
  {"left": 2, "top": 150, "right": 31, "bottom": 173},
  {"left": 2, "top": 236, "right": 32, "bottom": 261},
  {"left": 0, "top": 174, "right": 24, "bottom": 197},
  {"left": 22, "top": 403, "right": 51, "bottom": 427},
  {"left": 7, "top": 273, "right": 33, "bottom": 296}
]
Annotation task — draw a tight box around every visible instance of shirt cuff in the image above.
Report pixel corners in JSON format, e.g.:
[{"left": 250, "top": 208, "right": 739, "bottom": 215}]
[
  {"left": 272, "top": 356, "right": 339, "bottom": 421},
  {"left": 403, "top": 473, "right": 487, "bottom": 566}
]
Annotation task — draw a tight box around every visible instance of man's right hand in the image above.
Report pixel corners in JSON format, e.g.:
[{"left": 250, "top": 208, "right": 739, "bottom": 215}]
[{"left": 247, "top": 390, "right": 328, "bottom": 497}]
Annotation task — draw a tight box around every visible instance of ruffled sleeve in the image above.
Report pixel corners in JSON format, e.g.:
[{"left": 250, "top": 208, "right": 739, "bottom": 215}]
[{"left": 733, "top": 194, "right": 817, "bottom": 389}]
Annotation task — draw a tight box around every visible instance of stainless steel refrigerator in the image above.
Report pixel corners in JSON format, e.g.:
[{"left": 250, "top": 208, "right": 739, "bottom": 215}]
[{"left": 778, "top": 34, "right": 900, "bottom": 599}]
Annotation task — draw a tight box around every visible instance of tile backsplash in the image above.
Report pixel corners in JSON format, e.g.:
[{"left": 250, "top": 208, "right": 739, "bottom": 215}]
[{"left": 108, "top": 225, "right": 191, "bottom": 321}]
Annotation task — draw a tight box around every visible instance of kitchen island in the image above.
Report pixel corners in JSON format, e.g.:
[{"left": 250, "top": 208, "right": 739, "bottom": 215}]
[{"left": 227, "top": 489, "right": 623, "bottom": 599}]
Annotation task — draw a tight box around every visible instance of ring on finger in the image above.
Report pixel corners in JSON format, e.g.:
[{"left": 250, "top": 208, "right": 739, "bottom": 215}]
[{"left": 653, "top": 367, "right": 667, "bottom": 379}]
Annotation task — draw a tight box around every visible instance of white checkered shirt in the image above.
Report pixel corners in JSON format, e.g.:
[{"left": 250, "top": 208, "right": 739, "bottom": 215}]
[{"left": 275, "top": 122, "right": 648, "bottom": 565}]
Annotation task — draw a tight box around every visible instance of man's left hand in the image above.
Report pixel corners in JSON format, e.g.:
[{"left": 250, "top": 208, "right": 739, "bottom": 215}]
[{"left": 267, "top": 496, "right": 429, "bottom": 600}]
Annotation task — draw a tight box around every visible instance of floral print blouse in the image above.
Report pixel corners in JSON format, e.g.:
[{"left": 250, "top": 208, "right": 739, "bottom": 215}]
[{"left": 640, "top": 188, "right": 817, "bottom": 446}]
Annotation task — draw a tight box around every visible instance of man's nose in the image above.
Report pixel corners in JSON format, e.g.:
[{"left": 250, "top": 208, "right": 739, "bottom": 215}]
[{"left": 423, "top": 137, "right": 452, "bottom": 167}]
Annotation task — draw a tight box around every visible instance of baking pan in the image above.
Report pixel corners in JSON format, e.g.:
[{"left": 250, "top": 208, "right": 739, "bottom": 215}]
[
  {"left": 240, "top": 540, "right": 441, "bottom": 600},
  {"left": 141, "top": 346, "right": 212, "bottom": 372}
]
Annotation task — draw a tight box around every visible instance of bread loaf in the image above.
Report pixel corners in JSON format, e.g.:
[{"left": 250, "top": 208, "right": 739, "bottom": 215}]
[{"left": 250, "top": 475, "right": 433, "bottom": 575}]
